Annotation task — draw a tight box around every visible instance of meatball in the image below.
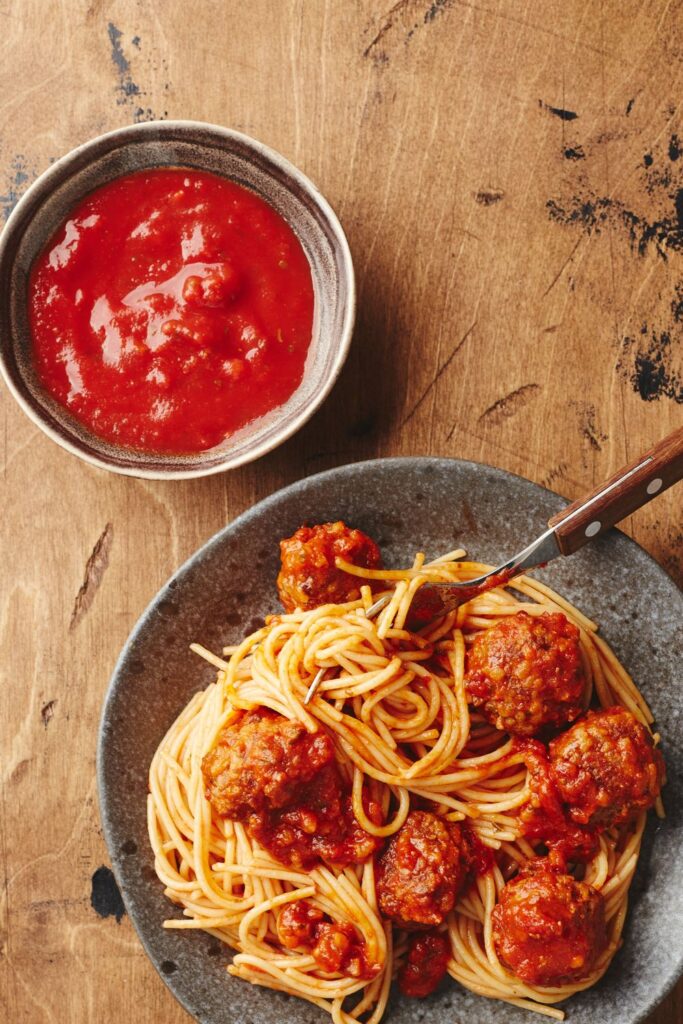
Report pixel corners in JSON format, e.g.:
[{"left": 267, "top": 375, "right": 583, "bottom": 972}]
[
  {"left": 202, "top": 708, "right": 383, "bottom": 870},
  {"left": 399, "top": 931, "right": 451, "bottom": 998},
  {"left": 465, "top": 611, "right": 586, "bottom": 737},
  {"left": 549, "top": 706, "right": 665, "bottom": 830},
  {"left": 276, "top": 900, "right": 378, "bottom": 979},
  {"left": 277, "top": 521, "right": 381, "bottom": 612},
  {"left": 377, "top": 811, "right": 471, "bottom": 928},
  {"left": 517, "top": 738, "right": 598, "bottom": 864},
  {"left": 278, "top": 900, "right": 325, "bottom": 949},
  {"left": 312, "top": 921, "right": 379, "bottom": 979},
  {"left": 248, "top": 768, "right": 383, "bottom": 870},
  {"left": 492, "top": 861, "right": 607, "bottom": 986},
  {"left": 201, "top": 709, "right": 335, "bottom": 819}
]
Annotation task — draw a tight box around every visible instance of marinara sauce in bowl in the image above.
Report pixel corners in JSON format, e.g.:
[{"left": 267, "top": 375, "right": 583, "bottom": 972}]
[{"left": 0, "top": 122, "right": 355, "bottom": 477}]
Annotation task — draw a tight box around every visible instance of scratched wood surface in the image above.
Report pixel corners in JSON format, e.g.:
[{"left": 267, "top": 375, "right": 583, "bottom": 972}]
[{"left": 1, "top": 1, "right": 681, "bottom": 1022}]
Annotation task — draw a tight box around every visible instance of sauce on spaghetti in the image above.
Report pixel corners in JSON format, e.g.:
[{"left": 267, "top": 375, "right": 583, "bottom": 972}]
[
  {"left": 399, "top": 931, "right": 450, "bottom": 998},
  {"left": 462, "top": 823, "right": 495, "bottom": 877},
  {"left": 278, "top": 902, "right": 379, "bottom": 980},
  {"left": 28, "top": 168, "right": 314, "bottom": 454},
  {"left": 247, "top": 766, "right": 383, "bottom": 870}
]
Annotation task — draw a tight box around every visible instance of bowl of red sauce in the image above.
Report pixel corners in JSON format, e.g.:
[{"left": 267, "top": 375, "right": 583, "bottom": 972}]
[{"left": 0, "top": 121, "right": 355, "bottom": 477}]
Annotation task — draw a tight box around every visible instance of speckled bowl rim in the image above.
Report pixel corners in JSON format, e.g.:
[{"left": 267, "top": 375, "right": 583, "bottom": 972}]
[
  {"left": 0, "top": 120, "right": 355, "bottom": 479},
  {"left": 97, "top": 455, "right": 683, "bottom": 1024}
]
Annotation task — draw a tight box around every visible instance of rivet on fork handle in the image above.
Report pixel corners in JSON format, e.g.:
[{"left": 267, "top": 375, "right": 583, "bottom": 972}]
[{"left": 548, "top": 426, "right": 683, "bottom": 555}]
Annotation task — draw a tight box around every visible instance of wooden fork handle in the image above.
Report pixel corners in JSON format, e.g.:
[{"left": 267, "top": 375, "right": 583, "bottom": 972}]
[{"left": 547, "top": 426, "right": 683, "bottom": 555}]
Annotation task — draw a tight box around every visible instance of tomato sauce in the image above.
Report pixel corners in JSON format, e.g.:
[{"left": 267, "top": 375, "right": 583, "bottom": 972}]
[
  {"left": 515, "top": 738, "right": 598, "bottom": 865},
  {"left": 462, "top": 823, "right": 495, "bottom": 877},
  {"left": 399, "top": 931, "right": 450, "bottom": 998},
  {"left": 28, "top": 168, "right": 314, "bottom": 453}
]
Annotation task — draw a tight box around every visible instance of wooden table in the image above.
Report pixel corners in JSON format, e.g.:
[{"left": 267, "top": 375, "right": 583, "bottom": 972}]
[{"left": 1, "top": 2, "right": 681, "bottom": 1021}]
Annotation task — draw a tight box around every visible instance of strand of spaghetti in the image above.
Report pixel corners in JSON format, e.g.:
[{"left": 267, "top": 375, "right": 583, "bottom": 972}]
[
  {"left": 164, "top": 914, "right": 248, "bottom": 929},
  {"left": 334, "top": 560, "right": 433, "bottom": 581},
  {"left": 252, "top": 631, "right": 318, "bottom": 729},
  {"left": 149, "top": 755, "right": 196, "bottom": 872},
  {"left": 352, "top": 923, "right": 393, "bottom": 1024},
  {"left": 402, "top": 676, "right": 459, "bottom": 777},
  {"left": 321, "top": 658, "right": 409, "bottom": 699},
  {"left": 189, "top": 643, "right": 230, "bottom": 670},
  {"left": 359, "top": 671, "right": 431, "bottom": 725},
  {"left": 231, "top": 952, "right": 368, "bottom": 999},
  {"left": 237, "top": 886, "right": 315, "bottom": 955},
  {"left": 223, "top": 626, "right": 271, "bottom": 686},
  {"left": 511, "top": 577, "right": 598, "bottom": 632},
  {"left": 352, "top": 767, "right": 410, "bottom": 837},
  {"left": 424, "top": 548, "right": 468, "bottom": 565},
  {"left": 313, "top": 865, "right": 387, "bottom": 964},
  {"left": 393, "top": 574, "right": 430, "bottom": 630},
  {"left": 459, "top": 768, "right": 527, "bottom": 792},
  {"left": 392, "top": 727, "right": 439, "bottom": 743},
  {"left": 368, "top": 690, "right": 434, "bottom": 730},
  {"left": 376, "top": 581, "right": 409, "bottom": 638},
  {"left": 361, "top": 857, "right": 378, "bottom": 911},
  {"left": 363, "top": 703, "right": 399, "bottom": 751},
  {"left": 211, "top": 863, "right": 312, "bottom": 884},
  {"left": 191, "top": 749, "right": 249, "bottom": 909},
  {"left": 443, "top": 630, "right": 470, "bottom": 755}
]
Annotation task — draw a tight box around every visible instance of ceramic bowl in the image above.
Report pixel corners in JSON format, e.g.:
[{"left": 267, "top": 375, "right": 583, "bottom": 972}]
[{"left": 0, "top": 120, "right": 355, "bottom": 479}]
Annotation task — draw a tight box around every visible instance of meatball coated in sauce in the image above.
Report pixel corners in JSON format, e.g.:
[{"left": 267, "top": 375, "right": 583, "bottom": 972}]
[
  {"left": 277, "top": 521, "right": 381, "bottom": 612},
  {"left": 399, "top": 931, "right": 451, "bottom": 998},
  {"left": 247, "top": 764, "right": 383, "bottom": 870},
  {"left": 277, "top": 900, "right": 324, "bottom": 949},
  {"left": 549, "top": 706, "right": 665, "bottom": 830},
  {"left": 312, "top": 921, "right": 379, "bottom": 979},
  {"left": 201, "top": 709, "right": 382, "bottom": 870},
  {"left": 377, "top": 811, "right": 471, "bottom": 928},
  {"left": 517, "top": 738, "right": 599, "bottom": 865},
  {"left": 492, "top": 861, "right": 607, "bottom": 986},
  {"left": 277, "top": 900, "right": 379, "bottom": 980},
  {"left": 201, "top": 709, "right": 334, "bottom": 819},
  {"left": 465, "top": 611, "right": 586, "bottom": 737}
]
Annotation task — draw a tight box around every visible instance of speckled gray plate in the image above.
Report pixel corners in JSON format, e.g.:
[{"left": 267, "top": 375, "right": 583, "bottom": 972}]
[{"left": 97, "top": 457, "right": 683, "bottom": 1024}]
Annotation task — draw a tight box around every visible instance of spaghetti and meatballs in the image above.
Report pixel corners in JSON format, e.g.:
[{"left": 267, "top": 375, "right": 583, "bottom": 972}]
[{"left": 148, "top": 520, "right": 665, "bottom": 1024}]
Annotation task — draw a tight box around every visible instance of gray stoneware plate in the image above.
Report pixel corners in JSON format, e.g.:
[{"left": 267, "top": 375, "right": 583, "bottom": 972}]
[{"left": 97, "top": 457, "right": 683, "bottom": 1024}]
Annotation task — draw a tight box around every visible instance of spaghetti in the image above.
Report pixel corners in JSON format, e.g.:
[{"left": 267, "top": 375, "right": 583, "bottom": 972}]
[{"left": 148, "top": 540, "right": 664, "bottom": 1024}]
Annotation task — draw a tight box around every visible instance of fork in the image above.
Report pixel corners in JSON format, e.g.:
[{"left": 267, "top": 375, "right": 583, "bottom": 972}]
[
  {"left": 402, "top": 425, "right": 683, "bottom": 627},
  {"left": 303, "top": 427, "right": 682, "bottom": 704}
]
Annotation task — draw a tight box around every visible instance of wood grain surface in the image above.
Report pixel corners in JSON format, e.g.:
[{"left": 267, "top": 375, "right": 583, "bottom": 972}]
[{"left": 1, "top": 2, "right": 681, "bottom": 1022}]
